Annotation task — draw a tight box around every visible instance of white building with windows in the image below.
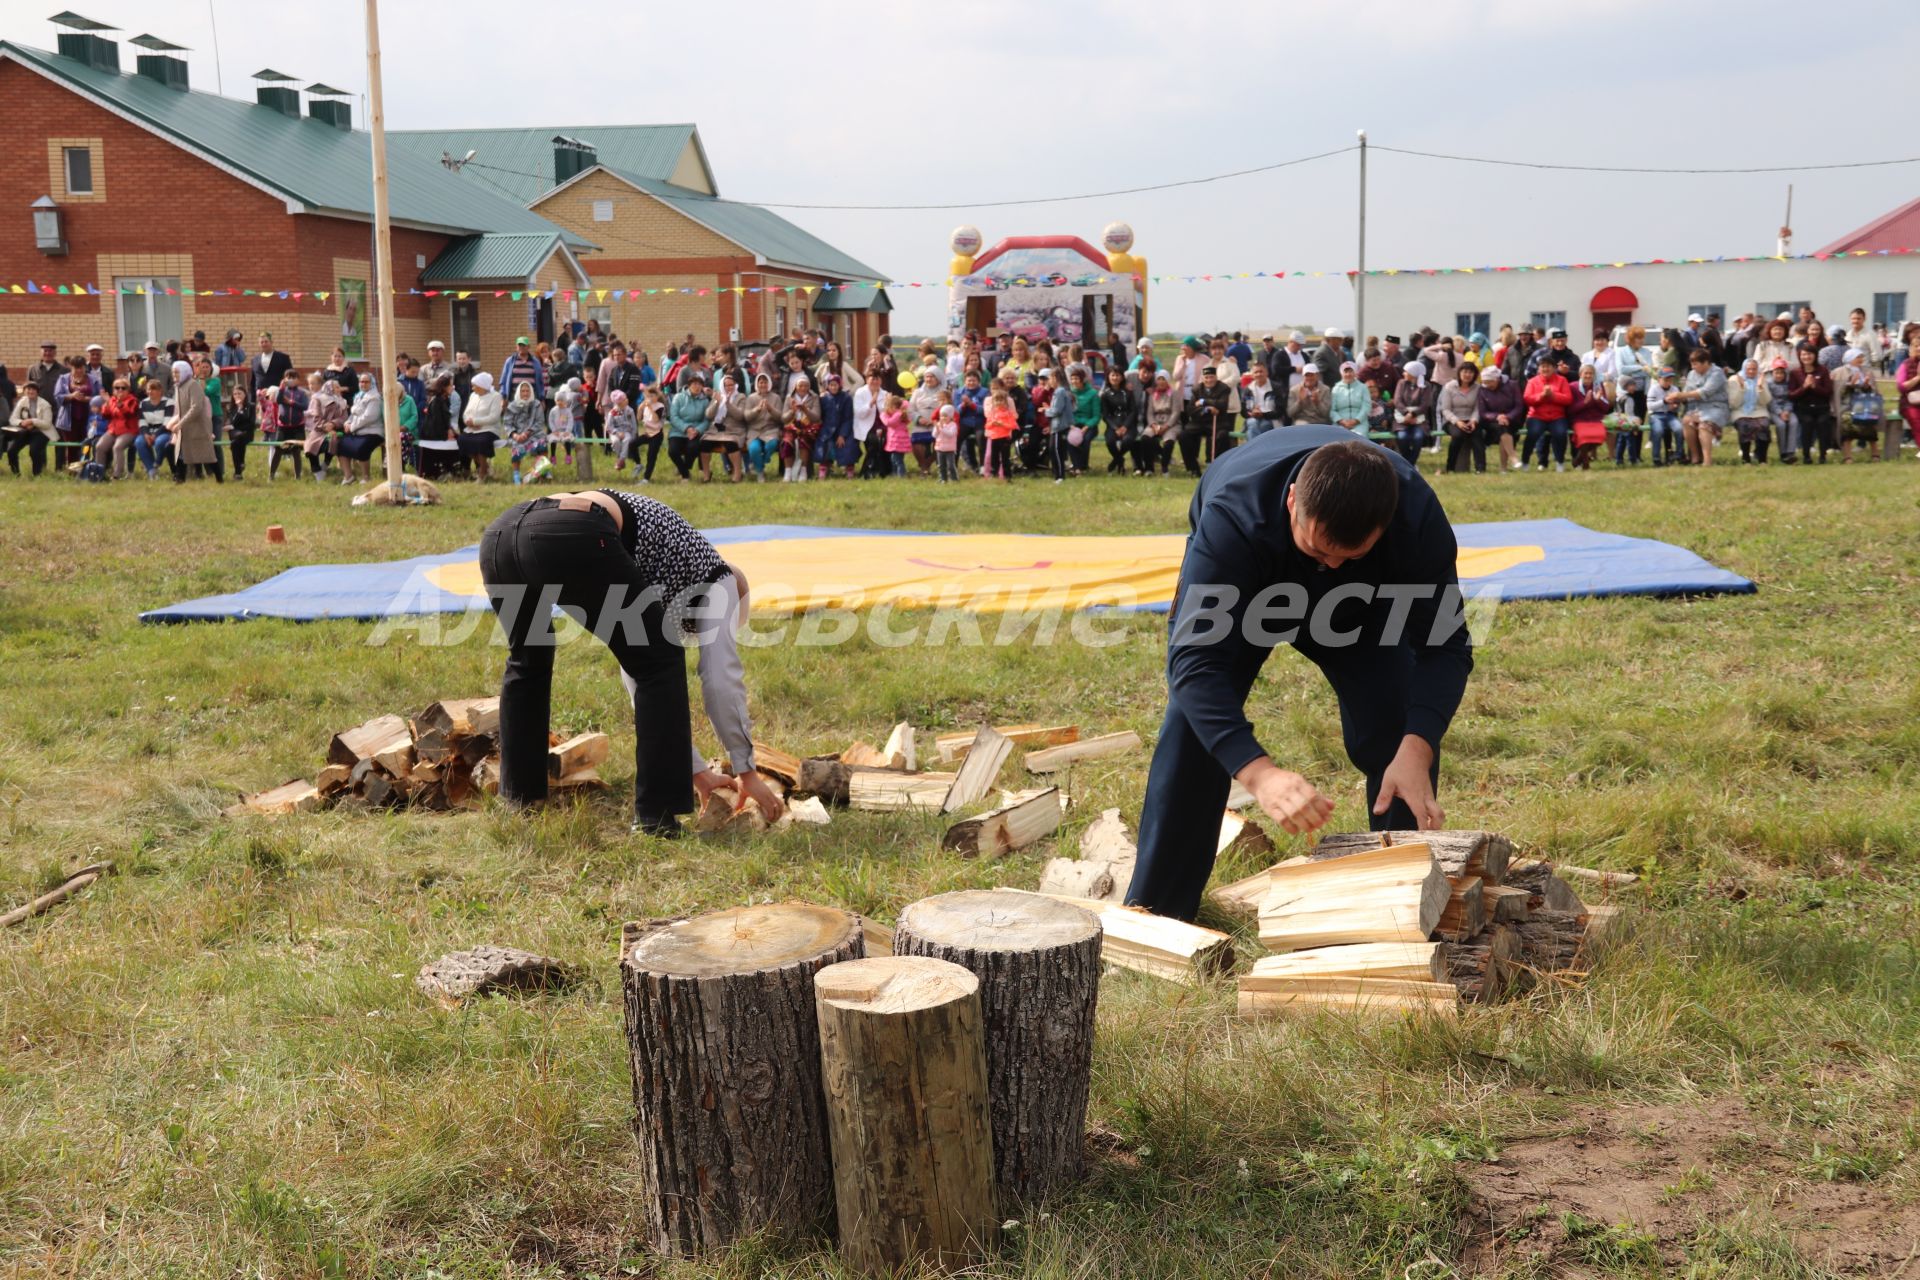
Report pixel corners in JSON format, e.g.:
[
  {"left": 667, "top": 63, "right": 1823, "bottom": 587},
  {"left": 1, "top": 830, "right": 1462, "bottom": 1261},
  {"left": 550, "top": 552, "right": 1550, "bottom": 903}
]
[{"left": 1356, "top": 197, "right": 1918, "bottom": 343}]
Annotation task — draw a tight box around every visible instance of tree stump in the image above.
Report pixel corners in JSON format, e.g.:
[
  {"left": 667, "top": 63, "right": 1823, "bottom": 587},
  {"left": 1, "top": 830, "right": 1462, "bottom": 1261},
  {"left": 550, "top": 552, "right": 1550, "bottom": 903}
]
[
  {"left": 814, "top": 956, "right": 998, "bottom": 1275},
  {"left": 620, "top": 902, "right": 863, "bottom": 1257},
  {"left": 892, "top": 889, "right": 1101, "bottom": 1205}
]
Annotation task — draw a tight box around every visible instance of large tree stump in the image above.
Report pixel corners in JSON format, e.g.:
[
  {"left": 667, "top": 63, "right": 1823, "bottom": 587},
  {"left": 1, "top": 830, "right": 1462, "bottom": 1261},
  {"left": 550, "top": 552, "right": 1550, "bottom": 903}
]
[
  {"left": 620, "top": 902, "right": 863, "bottom": 1257},
  {"left": 814, "top": 956, "right": 998, "bottom": 1275},
  {"left": 892, "top": 889, "right": 1101, "bottom": 1204}
]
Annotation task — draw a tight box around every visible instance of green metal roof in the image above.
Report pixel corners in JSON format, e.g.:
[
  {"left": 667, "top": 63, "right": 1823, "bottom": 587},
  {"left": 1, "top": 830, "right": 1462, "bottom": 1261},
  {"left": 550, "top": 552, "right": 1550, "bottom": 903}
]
[
  {"left": 389, "top": 124, "right": 706, "bottom": 202},
  {"left": 1, "top": 41, "right": 590, "bottom": 246},
  {"left": 602, "top": 166, "right": 886, "bottom": 283},
  {"left": 420, "top": 232, "right": 576, "bottom": 286},
  {"left": 810, "top": 284, "right": 892, "bottom": 313}
]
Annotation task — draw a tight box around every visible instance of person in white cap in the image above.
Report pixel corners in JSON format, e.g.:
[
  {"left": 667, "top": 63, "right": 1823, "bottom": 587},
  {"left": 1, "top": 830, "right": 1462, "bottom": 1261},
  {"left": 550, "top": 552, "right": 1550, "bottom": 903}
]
[
  {"left": 1312, "top": 328, "right": 1347, "bottom": 385},
  {"left": 419, "top": 339, "right": 454, "bottom": 392}
]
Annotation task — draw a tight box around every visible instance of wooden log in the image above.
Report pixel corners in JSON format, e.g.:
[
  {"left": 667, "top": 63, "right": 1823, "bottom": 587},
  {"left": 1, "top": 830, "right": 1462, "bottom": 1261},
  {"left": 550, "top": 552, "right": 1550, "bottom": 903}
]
[
  {"left": 1037, "top": 857, "right": 1117, "bottom": 901},
  {"left": 795, "top": 756, "right": 902, "bottom": 806},
  {"left": 1309, "top": 829, "right": 1512, "bottom": 884},
  {"left": 1217, "top": 809, "right": 1274, "bottom": 860},
  {"left": 1244, "top": 941, "right": 1445, "bottom": 986},
  {"left": 1435, "top": 877, "right": 1486, "bottom": 943},
  {"left": 548, "top": 766, "right": 606, "bottom": 793},
  {"left": 228, "top": 779, "right": 323, "bottom": 816},
  {"left": 779, "top": 795, "right": 832, "bottom": 827},
  {"left": 1440, "top": 925, "right": 1520, "bottom": 1003},
  {"left": 1, "top": 862, "right": 112, "bottom": 929},
  {"left": 740, "top": 741, "right": 802, "bottom": 789},
  {"left": 621, "top": 903, "right": 862, "bottom": 1257},
  {"left": 471, "top": 756, "right": 500, "bottom": 795},
  {"left": 894, "top": 890, "right": 1101, "bottom": 1204},
  {"left": 414, "top": 696, "right": 500, "bottom": 739},
  {"left": 1019, "top": 891, "right": 1234, "bottom": 984},
  {"left": 1485, "top": 883, "right": 1532, "bottom": 924},
  {"left": 456, "top": 732, "right": 498, "bottom": 767},
  {"left": 861, "top": 918, "right": 893, "bottom": 955},
  {"left": 315, "top": 763, "right": 352, "bottom": 797},
  {"left": 1505, "top": 859, "right": 1587, "bottom": 913},
  {"left": 1238, "top": 980, "right": 1459, "bottom": 1018},
  {"left": 936, "top": 723, "right": 1078, "bottom": 763},
  {"left": 847, "top": 770, "right": 959, "bottom": 812},
  {"left": 1513, "top": 910, "right": 1588, "bottom": 981},
  {"left": 1258, "top": 842, "right": 1450, "bottom": 952},
  {"left": 815, "top": 956, "right": 996, "bottom": 1274},
  {"left": 882, "top": 721, "right": 916, "bottom": 772},
  {"left": 942, "top": 726, "right": 1013, "bottom": 813},
  {"left": 371, "top": 731, "right": 417, "bottom": 780},
  {"left": 1023, "top": 730, "right": 1141, "bottom": 775},
  {"left": 548, "top": 731, "right": 610, "bottom": 779},
  {"left": 1208, "top": 856, "right": 1309, "bottom": 919},
  {"left": 839, "top": 741, "right": 889, "bottom": 768},
  {"left": 327, "top": 713, "right": 409, "bottom": 768},
  {"left": 941, "top": 787, "right": 1064, "bottom": 857}
]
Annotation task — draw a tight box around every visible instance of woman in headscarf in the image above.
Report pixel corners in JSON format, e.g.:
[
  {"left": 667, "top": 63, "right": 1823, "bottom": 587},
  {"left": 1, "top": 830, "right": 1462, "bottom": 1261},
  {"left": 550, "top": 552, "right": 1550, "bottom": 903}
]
[
  {"left": 1831, "top": 347, "right": 1882, "bottom": 463},
  {"left": 168, "top": 356, "right": 221, "bottom": 483},
  {"left": 1332, "top": 360, "right": 1371, "bottom": 438},
  {"left": 303, "top": 372, "right": 346, "bottom": 480},
  {"left": 908, "top": 365, "right": 944, "bottom": 476},
  {"left": 817, "top": 373, "right": 857, "bottom": 478},
  {"left": 701, "top": 373, "right": 746, "bottom": 483},
  {"left": 1475, "top": 365, "right": 1523, "bottom": 471},
  {"left": 1143, "top": 369, "right": 1180, "bottom": 476},
  {"left": 336, "top": 371, "right": 385, "bottom": 485},
  {"left": 1567, "top": 363, "right": 1610, "bottom": 470},
  {"left": 1390, "top": 361, "right": 1428, "bottom": 460},
  {"left": 741, "top": 372, "right": 782, "bottom": 481},
  {"left": 780, "top": 373, "right": 820, "bottom": 483},
  {"left": 460, "top": 370, "right": 504, "bottom": 482},
  {"left": 1726, "top": 358, "right": 1774, "bottom": 464},
  {"left": 504, "top": 379, "right": 547, "bottom": 483}
]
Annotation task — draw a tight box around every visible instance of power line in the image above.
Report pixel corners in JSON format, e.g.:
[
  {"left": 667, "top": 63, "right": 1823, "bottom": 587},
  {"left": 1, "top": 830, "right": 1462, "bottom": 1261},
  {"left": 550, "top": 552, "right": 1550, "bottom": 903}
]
[{"left": 1373, "top": 145, "right": 1920, "bottom": 175}]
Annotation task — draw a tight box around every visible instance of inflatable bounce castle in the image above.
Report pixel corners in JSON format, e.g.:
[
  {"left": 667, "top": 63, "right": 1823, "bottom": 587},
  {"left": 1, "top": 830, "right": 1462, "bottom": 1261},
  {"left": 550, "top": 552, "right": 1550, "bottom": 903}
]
[{"left": 945, "top": 223, "right": 1147, "bottom": 346}]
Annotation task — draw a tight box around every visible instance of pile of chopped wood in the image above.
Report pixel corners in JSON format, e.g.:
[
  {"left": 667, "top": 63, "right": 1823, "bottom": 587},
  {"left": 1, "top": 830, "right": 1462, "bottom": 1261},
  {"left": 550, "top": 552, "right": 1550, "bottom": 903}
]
[
  {"left": 1221, "top": 830, "right": 1629, "bottom": 1016},
  {"left": 226, "top": 697, "right": 608, "bottom": 815}
]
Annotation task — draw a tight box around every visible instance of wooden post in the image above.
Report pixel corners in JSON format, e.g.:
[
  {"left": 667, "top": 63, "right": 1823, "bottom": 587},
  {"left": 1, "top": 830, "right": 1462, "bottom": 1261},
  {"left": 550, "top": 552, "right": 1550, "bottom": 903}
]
[
  {"left": 815, "top": 956, "right": 997, "bottom": 1275},
  {"left": 893, "top": 889, "right": 1100, "bottom": 1204},
  {"left": 620, "top": 903, "right": 862, "bottom": 1256},
  {"left": 363, "top": 0, "right": 403, "bottom": 491}
]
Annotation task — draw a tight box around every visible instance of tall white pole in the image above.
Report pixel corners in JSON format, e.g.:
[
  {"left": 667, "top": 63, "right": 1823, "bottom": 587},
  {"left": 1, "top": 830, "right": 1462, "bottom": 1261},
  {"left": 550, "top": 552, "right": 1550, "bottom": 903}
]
[
  {"left": 365, "top": 0, "right": 403, "bottom": 490},
  {"left": 1355, "top": 128, "right": 1367, "bottom": 346}
]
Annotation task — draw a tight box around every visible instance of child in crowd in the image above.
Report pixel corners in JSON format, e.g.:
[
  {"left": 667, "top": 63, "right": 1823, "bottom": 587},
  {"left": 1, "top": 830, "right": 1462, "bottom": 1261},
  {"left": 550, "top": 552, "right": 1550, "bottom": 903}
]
[
  {"left": 547, "top": 383, "right": 580, "bottom": 465},
  {"left": 135, "top": 380, "right": 175, "bottom": 479},
  {"left": 256, "top": 388, "right": 288, "bottom": 481},
  {"left": 1647, "top": 368, "right": 1680, "bottom": 467},
  {"left": 982, "top": 387, "right": 1017, "bottom": 482},
  {"left": 881, "top": 393, "right": 912, "bottom": 478},
  {"left": 933, "top": 404, "right": 960, "bottom": 482},
  {"left": 636, "top": 385, "right": 666, "bottom": 483},
  {"left": 226, "top": 382, "right": 255, "bottom": 480},
  {"left": 605, "top": 390, "right": 637, "bottom": 472}
]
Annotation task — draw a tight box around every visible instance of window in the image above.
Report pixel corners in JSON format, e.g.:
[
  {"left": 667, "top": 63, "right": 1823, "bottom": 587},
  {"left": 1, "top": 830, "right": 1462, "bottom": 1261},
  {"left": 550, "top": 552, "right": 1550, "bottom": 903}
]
[
  {"left": 450, "top": 300, "right": 480, "bottom": 359},
  {"left": 591, "top": 199, "right": 615, "bottom": 223},
  {"left": 1685, "top": 304, "right": 1723, "bottom": 325},
  {"left": 63, "top": 146, "right": 93, "bottom": 195},
  {"left": 1528, "top": 310, "right": 1567, "bottom": 335},
  {"left": 1756, "top": 300, "right": 1811, "bottom": 323},
  {"left": 587, "top": 305, "right": 611, "bottom": 330},
  {"left": 1873, "top": 292, "right": 1907, "bottom": 329},
  {"left": 1454, "top": 312, "right": 1490, "bottom": 339},
  {"left": 114, "top": 277, "right": 182, "bottom": 354},
  {"left": 775, "top": 305, "right": 787, "bottom": 337}
]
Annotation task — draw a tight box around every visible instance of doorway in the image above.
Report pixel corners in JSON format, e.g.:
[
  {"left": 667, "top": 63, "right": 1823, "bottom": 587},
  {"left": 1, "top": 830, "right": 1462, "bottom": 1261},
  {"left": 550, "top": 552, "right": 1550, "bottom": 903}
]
[
  {"left": 450, "top": 300, "right": 480, "bottom": 359},
  {"left": 1592, "top": 310, "right": 1632, "bottom": 338}
]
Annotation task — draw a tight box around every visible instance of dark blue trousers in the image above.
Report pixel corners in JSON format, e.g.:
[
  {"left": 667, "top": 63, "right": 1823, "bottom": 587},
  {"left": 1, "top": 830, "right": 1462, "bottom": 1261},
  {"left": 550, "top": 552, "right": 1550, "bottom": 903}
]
[{"left": 1127, "top": 637, "right": 1438, "bottom": 921}]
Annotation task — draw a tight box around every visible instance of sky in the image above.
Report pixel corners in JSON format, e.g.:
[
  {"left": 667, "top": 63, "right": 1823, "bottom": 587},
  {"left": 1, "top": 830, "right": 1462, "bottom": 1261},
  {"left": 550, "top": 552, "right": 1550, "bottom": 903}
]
[{"left": 8, "top": 0, "right": 1918, "bottom": 337}]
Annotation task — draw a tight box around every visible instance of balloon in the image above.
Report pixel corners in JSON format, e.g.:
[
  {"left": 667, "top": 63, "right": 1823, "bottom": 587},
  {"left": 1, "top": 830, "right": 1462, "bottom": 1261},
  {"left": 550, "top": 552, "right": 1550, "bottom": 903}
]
[
  {"left": 897, "top": 369, "right": 918, "bottom": 391},
  {"left": 950, "top": 224, "right": 983, "bottom": 256},
  {"left": 1101, "top": 221, "right": 1135, "bottom": 255}
]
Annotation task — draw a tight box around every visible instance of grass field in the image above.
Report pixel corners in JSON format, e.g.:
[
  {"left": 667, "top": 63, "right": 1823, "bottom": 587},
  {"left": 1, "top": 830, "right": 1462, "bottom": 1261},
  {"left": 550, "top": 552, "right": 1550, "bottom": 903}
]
[{"left": 2, "top": 451, "right": 1918, "bottom": 1279}]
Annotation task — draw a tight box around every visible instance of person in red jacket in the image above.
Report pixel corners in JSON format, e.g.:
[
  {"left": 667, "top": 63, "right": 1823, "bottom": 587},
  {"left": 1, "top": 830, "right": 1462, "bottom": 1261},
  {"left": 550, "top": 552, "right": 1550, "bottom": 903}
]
[
  {"left": 97, "top": 376, "right": 142, "bottom": 479},
  {"left": 1522, "top": 359, "right": 1574, "bottom": 471}
]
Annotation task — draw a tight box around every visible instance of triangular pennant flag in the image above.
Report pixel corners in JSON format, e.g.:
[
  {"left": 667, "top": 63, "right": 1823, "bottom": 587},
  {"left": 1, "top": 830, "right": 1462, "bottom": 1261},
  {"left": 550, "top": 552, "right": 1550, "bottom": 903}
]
[
  {"left": 423, "top": 289, "right": 439, "bottom": 298},
  {"left": 510, "top": 291, "right": 522, "bottom": 301},
  {"left": 561, "top": 290, "right": 574, "bottom": 301},
  {"left": 55, "top": 285, "right": 70, "bottom": 295},
  {"left": 456, "top": 291, "right": 471, "bottom": 300},
  {"left": 316, "top": 292, "right": 329, "bottom": 301},
  {"left": 595, "top": 290, "right": 606, "bottom": 301},
  {"left": 542, "top": 290, "right": 555, "bottom": 299},
  {"left": 290, "top": 291, "right": 304, "bottom": 299},
  {"left": 25, "top": 281, "right": 39, "bottom": 293},
  {"left": 86, "top": 283, "right": 99, "bottom": 295},
  {"left": 8, "top": 284, "right": 23, "bottom": 294},
  {"left": 611, "top": 289, "right": 624, "bottom": 300}
]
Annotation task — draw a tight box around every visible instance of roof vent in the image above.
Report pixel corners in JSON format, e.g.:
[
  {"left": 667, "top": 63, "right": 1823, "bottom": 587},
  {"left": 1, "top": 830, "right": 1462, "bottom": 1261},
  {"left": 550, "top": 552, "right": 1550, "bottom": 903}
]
[
  {"left": 129, "top": 34, "right": 189, "bottom": 89},
  {"left": 553, "top": 135, "right": 597, "bottom": 185},
  {"left": 51, "top": 11, "right": 120, "bottom": 72},
  {"left": 252, "top": 67, "right": 300, "bottom": 117},
  {"left": 306, "top": 83, "right": 351, "bottom": 130}
]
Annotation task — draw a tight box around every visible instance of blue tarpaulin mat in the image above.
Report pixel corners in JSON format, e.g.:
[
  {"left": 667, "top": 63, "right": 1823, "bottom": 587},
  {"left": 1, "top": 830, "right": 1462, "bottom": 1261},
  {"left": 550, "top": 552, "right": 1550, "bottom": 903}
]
[{"left": 140, "top": 517, "right": 1753, "bottom": 623}]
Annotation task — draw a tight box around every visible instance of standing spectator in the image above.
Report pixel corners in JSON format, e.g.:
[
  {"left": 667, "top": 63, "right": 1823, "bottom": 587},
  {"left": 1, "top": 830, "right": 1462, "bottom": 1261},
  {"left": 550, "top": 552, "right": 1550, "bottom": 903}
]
[
  {"left": 1843, "top": 307, "right": 1884, "bottom": 368},
  {"left": 27, "top": 341, "right": 63, "bottom": 404},
  {"left": 1438, "top": 363, "right": 1483, "bottom": 473},
  {"left": 213, "top": 329, "right": 247, "bottom": 383},
  {"left": 1501, "top": 324, "right": 1540, "bottom": 384},
  {"left": 851, "top": 370, "right": 888, "bottom": 479},
  {"left": 322, "top": 348, "right": 357, "bottom": 407},
  {"left": 269, "top": 370, "right": 309, "bottom": 479},
  {"left": 817, "top": 374, "right": 858, "bottom": 478},
  {"left": 55, "top": 356, "right": 95, "bottom": 451},
  {"left": 909, "top": 367, "right": 944, "bottom": 476},
  {"left": 169, "top": 357, "right": 222, "bottom": 483},
  {"left": 1069, "top": 365, "right": 1103, "bottom": 472},
  {"left": 248, "top": 333, "right": 291, "bottom": 397},
  {"left": 1749, "top": 319, "right": 1794, "bottom": 375},
  {"left": 1311, "top": 328, "right": 1347, "bottom": 385},
  {"left": 982, "top": 382, "right": 1018, "bottom": 481},
  {"left": 499, "top": 337, "right": 546, "bottom": 404}
]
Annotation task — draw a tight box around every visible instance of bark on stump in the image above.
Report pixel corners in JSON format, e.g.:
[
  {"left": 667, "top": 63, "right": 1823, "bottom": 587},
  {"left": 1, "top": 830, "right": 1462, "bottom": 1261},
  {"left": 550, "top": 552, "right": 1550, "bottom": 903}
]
[
  {"left": 892, "top": 888, "right": 1101, "bottom": 1205},
  {"left": 620, "top": 902, "right": 863, "bottom": 1257},
  {"left": 814, "top": 956, "right": 998, "bottom": 1276}
]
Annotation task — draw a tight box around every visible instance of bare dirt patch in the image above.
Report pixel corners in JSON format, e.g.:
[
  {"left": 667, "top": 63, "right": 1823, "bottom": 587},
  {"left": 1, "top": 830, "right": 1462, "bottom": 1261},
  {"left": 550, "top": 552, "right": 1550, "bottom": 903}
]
[{"left": 1460, "top": 1098, "right": 1920, "bottom": 1275}]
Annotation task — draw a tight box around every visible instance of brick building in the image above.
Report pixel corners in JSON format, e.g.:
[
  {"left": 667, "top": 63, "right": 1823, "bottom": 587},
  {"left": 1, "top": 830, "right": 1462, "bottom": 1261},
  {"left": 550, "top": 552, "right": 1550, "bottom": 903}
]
[
  {"left": 389, "top": 125, "right": 892, "bottom": 360},
  {"left": 3, "top": 20, "right": 887, "bottom": 381}
]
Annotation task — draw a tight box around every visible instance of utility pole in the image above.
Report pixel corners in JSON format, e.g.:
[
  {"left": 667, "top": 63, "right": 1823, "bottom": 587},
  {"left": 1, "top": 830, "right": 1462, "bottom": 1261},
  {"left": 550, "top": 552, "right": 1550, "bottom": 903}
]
[
  {"left": 1355, "top": 128, "right": 1367, "bottom": 345},
  {"left": 365, "top": 0, "right": 403, "bottom": 491}
]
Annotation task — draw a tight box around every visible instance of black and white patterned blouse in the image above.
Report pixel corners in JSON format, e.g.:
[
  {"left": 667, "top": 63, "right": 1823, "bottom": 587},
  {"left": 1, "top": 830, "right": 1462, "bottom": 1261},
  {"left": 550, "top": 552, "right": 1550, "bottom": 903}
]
[{"left": 598, "top": 490, "right": 732, "bottom": 620}]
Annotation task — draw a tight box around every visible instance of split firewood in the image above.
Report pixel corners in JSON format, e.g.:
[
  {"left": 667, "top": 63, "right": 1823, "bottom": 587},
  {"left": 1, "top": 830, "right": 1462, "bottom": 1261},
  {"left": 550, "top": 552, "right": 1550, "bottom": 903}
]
[
  {"left": 1582, "top": 904, "right": 1623, "bottom": 947},
  {"left": 1017, "top": 890, "right": 1233, "bottom": 985},
  {"left": 1513, "top": 910, "right": 1588, "bottom": 979},
  {"left": 1308, "top": 829, "right": 1512, "bottom": 884},
  {"left": 1484, "top": 883, "right": 1532, "bottom": 925},
  {"left": 327, "top": 713, "right": 408, "bottom": 768},
  {"left": 695, "top": 786, "right": 770, "bottom": 834},
  {"left": 847, "top": 770, "right": 960, "bottom": 812},
  {"left": 796, "top": 756, "right": 903, "bottom": 806},
  {"left": 1035, "top": 807, "right": 1135, "bottom": 902},
  {"left": 1440, "top": 925, "right": 1520, "bottom": 1002},
  {"left": 778, "top": 796, "right": 832, "bottom": 827},
  {"left": 936, "top": 723, "right": 1078, "bottom": 763},
  {"left": 941, "top": 788, "right": 1063, "bottom": 857},
  {"left": 371, "top": 732, "right": 417, "bottom": 780},
  {"left": 942, "top": 726, "right": 1013, "bottom": 813},
  {"left": 1238, "top": 977, "right": 1461, "bottom": 1018},
  {"left": 882, "top": 722, "right": 916, "bottom": 772},
  {"left": 1216, "top": 810, "right": 1274, "bottom": 860},
  {"left": 456, "top": 733, "right": 498, "bottom": 767},
  {"left": 549, "top": 731, "right": 610, "bottom": 779},
  {"left": 1208, "top": 856, "right": 1309, "bottom": 920},
  {"left": 1259, "top": 842, "right": 1450, "bottom": 952},
  {"left": 1247, "top": 941, "right": 1446, "bottom": 984},
  {"left": 862, "top": 917, "right": 895, "bottom": 955},
  {"left": 746, "top": 741, "right": 803, "bottom": 788},
  {"left": 1023, "top": 731, "right": 1141, "bottom": 775},
  {"left": 1, "top": 862, "right": 114, "bottom": 929},
  {"left": 840, "top": 742, "right": 890, "bottom": 768},
  {"left": 548, "top": 767, "right": 606, "bottom": 793},
  {"left": 1504, "top": 859, "right": 1586, "bottom": 913},
  {"left": 227, "top": 779, "right": 323, "bottom": 816},
  {"left": 411, "top": 697, "right": 500, "bottom": 762},
  {"left": 1435, "top": 877, "right": 1486, "bottom": 943},
  {"left": 472, "top": 757, "right": 501, "bottom": 795},
  {"left": 315, "top": 764, "right": 352, "bottom": 797}
]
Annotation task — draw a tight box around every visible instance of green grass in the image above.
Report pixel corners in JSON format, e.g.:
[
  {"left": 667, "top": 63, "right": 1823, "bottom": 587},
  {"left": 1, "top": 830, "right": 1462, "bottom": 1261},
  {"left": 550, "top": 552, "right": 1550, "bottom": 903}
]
[{"left": 2, "top": 450, "right": 1919, "bottom": 1278}]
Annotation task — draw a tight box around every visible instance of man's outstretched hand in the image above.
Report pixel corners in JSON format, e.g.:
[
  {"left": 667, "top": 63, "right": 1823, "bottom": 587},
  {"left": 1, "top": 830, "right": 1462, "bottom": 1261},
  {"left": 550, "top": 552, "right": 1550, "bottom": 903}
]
[
  {"left": 1374, "top": 735, "right": 1444, "bottom": 829},
  {"left": 1236, "top": 757, "right": 1334, "bottom": 835},
  {"left": 692, "top": 768, "right": 786, "bottom": 823}
]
